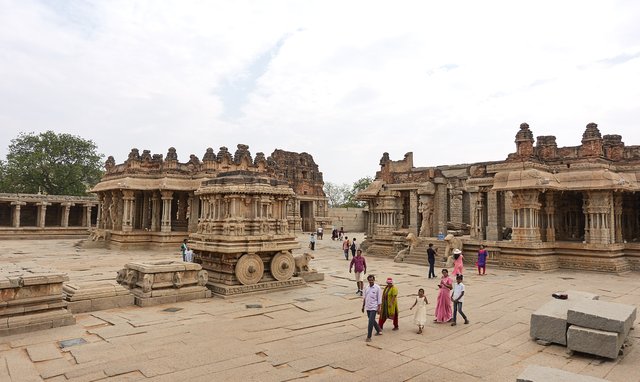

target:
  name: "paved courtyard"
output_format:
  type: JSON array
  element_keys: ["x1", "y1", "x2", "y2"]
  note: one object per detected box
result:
[{"x1": 0, "y1": 234, "x2": 639, "y2": 382}]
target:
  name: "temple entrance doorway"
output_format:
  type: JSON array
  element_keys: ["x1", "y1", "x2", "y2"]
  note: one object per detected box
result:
[{"x1": 300, "y1": 201, "x2": 313, "y2": 232}]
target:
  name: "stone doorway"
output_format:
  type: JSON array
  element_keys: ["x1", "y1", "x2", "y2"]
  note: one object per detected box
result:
[
  {"x1": 556, "y1": 191, "x2": 585, "y2": 241},
  {"x1": 300, "y1": 201, "x2": 313, "y2": 232}
]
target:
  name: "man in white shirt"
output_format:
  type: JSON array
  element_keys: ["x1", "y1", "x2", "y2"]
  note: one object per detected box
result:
[
  {"x1": 451, "y1": 274, "x2": 469, "y2": 326},
  {"x1": 361, "y1": 274, "x2": 383, "y2": 342}
]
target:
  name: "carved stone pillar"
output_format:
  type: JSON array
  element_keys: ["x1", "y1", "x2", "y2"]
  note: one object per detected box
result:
[
  {"x1": 409, "y1": 191, "x2": 418, "y2": 235},
  {"x1": 151, "y1": 192, "x2": 160, "y2": 231},
  {"x1": 122, "y1": 190, "x2": 135, "y2": 232},
  {"x1": 61, "y1": 202, "x2": 73, "y2": 228},
  {"x1": 469, "y1": 191, "x2": 479, "y2": 239},
  {"x1": 543, "y1": 192, "x2": 556, "y2": 242},
  {"x1": 10, "y1": 201, "x2": 26, "y2": 228},
  {"x1": 511, "y1": 190, "x2": 541, "y2": 242},
  {"x1": 613, "y1": 193, "x2": 623, "y2": 243},
  {"x1": 418, "y1": 195, "x2": 434, "y2": 237},
  {"x1": 434, "y1": 178, "x2": 448, "y2": 236},
  {"x1": 583, "y1": 191, "x2": 613, "y2": 244},
  {"x1": 37, "y1": 202, "x2": 51, "y2": 228},
  {"x1": 82, "y1": 204, "x2": 93, "y2": 227},
  {"x1": 188, "y1": 193, "x2": 199, "y2": 233},
  {"x1": 141, "y1": 192, "x2": 150, "y2": 230},
  {"x1": 485, "y1": 190, "x2": 499, "y2": 241},
  {"x1": 161, "y1": 191, "x2": 174, "y2": 233}
]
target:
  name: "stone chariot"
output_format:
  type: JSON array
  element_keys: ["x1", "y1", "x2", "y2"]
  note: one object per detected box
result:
[{"x1": 189, "y1": 171, "x2": 304, "y2": 296}]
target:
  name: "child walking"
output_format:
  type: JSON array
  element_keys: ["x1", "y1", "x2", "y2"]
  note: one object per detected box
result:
[
  {"x1": 451, "y1": 274, "x2": 469, "y2": 326},
  {"x1": 410, "y1": 288, "x2": 429, "y2": 334}
]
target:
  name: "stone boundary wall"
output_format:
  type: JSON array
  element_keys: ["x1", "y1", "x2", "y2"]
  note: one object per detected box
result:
[{"x1": 328, "y1": 207, "x2": 365, "y2": 232}]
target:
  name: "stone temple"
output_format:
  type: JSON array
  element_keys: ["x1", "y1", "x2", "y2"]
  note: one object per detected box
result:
[
  {"x1": 357, "y1": 123, "x2": 640, "y2": 272},
  {"x1": 90, "y1": 144, "x2": 329, "y2": 248}
]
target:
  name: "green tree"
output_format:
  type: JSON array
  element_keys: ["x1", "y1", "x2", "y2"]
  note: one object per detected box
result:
[
  {"x1": 0, "y1": 131, "x2": 104, "y2": 196},
  {"x1": 343, "y1": 176, "x2": 373, "y2": 207},
  {"x1": 323, "y1": 176, "x2": 373, "y2": 208},
  {"x1": 323, "y1": 181, "x2": 350, "y2": 207}
]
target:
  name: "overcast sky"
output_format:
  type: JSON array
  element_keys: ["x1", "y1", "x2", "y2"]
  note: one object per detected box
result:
[{"x1": 1, "y1": 1, "x2": 640, "y2": 185}]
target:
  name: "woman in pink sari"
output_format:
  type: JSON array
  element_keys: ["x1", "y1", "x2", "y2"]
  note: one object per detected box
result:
[
  {"x1": 452, "y1": 248, "x2": 464, "y2": 277},
  {"x1": 434, "y1": 269, "x2": 453, "y2": 322}
]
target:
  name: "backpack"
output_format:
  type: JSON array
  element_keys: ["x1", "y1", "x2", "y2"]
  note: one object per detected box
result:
[{"x1": 350, "y1": 242, "x2": 356, "y2": 251}]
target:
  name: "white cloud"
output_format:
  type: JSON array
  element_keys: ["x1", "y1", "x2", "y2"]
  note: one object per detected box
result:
[{"x1": 1, "y1": 0, "x2": 639, "y2": 185}]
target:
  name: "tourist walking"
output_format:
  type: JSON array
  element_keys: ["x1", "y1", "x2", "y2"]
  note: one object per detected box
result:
[
  {"x1": 452, "y1": 248, "x2": 464, "y2": 276},
  {"x1": 427, "y1": 243, "x2": 437, "y2": 279},
  {"x1": 339, "y1": 227, "x2": 344, "y2": 240},
  {"x1": 349, "y1": 249, "x2": 367, "y2": 295},
  {"x1": 361, "y1": 275, "x2": 382, "y2": 342},
  {"x1": 317, "y1": 226, "x2": 323, "y2": 240},
  {"x1": 378, "y1": 278, "x2": 399, "y2": 330},
  {"x1": 180, "y1": 239, "x2": 189, "y2": 262},
  {"x1": 342, "y1": 236, "x2": 351, "y2": 260},
  {"x1": 350, "y1": 238, "x2": 358, "y2": 258},
  {"x1": 451, "y1": 274, "x2": 469, "y2": 326},
  {"x1": 477, "y1": 245, "x2": 488, "y2": 275},
  {"x1": 309, "y1": 233, "x2": 316, "y2": 250},
  {"x1": 434, "y1": 269, "x2": 453, "y2": 322},
  {"x1": 409, "y1": 288, "x2": 429, "y2": 334}
]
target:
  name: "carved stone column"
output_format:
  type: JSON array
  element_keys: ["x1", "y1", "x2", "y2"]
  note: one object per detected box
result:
[
  {"x1": 151, "y1": 192, "x2": 160, "y2": 231},
  {"x1": 10, "y1": 201, "x2": 26, "y2": 228},
  {"x1": 122, "y1": 190, "x2": 135, "y2": 232},
  {"x1": 469, "y1": 191, "x2": 479, "y2": 239},
  {"x1": 583, "y1": 190, "x2": 612, "y2": 244},
  {"x1": 37, "y1": 202, "x2": 51, "y2": 228},
  {"x1": 188, "y1": 193, "x2": 199, "y2": 233},
  {"x1": 82, "y1": 204, "x2": 93, "y2": 227},
  {"x1": 61, "y1": 202, "x2": 73, "y2": 228},
  {"x1": 141, "y1": 192, "x2": 150, "y2": 230},
  {"x1": 161, "y1": 191, "x2": 174, "y2": 233},
  {"x1": 485, "y1": 190, "x2": 500, "y2": 241},
  {"x1": 511, "y1": 189, "x2": 541, "y2": 242},
  {"x1": 409, "y1": 191, "x2": 418, "y2": 235},
  {"x1": 542, "y1": 192, "x2": 556, "y2": 242},
  {"x1": 613, "y1": 193, "x2": 623, "y2": 243},
  {"x1": 434, "y1": 178, "x2": 448, "y2": 236}
]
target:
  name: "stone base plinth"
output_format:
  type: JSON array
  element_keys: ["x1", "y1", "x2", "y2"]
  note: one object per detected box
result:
[
  {"x1": 296, "y1": 271, "x2": 324, "y2": 282},
  {"x1": 63, "y1": 281, "x2": 134, "y2": 313},
  {"x1": 116, "y1": 260, "x2": 211, "y2": 307},
  {"x1": 1, "y1": 265, "x2": 75, "y2": 336},
  {"x1": 133, "y1": 286, "x2": 211, "y2": 307},
  {"x1": 207, "y1": 278, "x2": 306, "y2": 298},
  {"x1": 517, "y1": 365, "x2": 609, "y2": 382}
]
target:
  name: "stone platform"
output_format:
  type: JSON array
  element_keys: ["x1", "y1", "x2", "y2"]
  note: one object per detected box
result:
[
  {"x1": 207, "y1": 277, "x2": 306, "y2": 298},
  {"x1": 63, "y1": 281, "x2": 134, "y2": 313},
  {"x1": 116, "y1": 260, "x2": 211, "y2": 307},
  {"x1": 0, "y1": 265, "x2": 75, "y2": 336}
]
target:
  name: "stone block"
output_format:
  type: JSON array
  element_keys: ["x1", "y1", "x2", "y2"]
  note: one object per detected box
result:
[
  {"x1": 567, "y1": 299, "x2": 637, "y2": 334},
  {"x1": 66, "y1": 300, "x2": 92, "y2": 314},
  {"x1": 567, "y1": 325, "x2": 624, "y2": 359},
  {"x1": 517, "y1": 364, "x2": 609, "y2": 382},
  {"x1": 530, "y1": 292, "x2": 599, "y2": 346}
]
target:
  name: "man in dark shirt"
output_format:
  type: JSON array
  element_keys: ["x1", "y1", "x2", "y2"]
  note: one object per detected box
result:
[{"x1": 427, "y1": 243, "x2": 437, "y2": 279}]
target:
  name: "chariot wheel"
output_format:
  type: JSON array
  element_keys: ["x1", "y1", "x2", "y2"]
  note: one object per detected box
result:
[
  {"x1": 270, "y1": 252, "x2": 295, "y2": 281},
  {"x1": 235, "y1": 253, "x2": 264, "y2": 285}
]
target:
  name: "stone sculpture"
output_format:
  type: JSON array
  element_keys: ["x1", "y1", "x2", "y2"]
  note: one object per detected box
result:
[{"x1": 394, "y1": 232, "x2": 418, "y2": 263}]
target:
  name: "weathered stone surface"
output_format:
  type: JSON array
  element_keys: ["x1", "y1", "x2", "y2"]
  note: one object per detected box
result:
[
  {"x1": 566, "y1": 325, "x2": 625, "y2": 359},
  {"x1": 530, "y1": 292, "x2": 600, "y2": 345},
  {"x1": 517, "y1": 364, "x2": 609, "y2": 382},
  {"x1": 567, "y1": 299, "x2": 637, "y2": 334}
]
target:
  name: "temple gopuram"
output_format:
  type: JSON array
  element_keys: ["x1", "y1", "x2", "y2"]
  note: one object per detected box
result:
[
  {"x1": 91, "y1": 144, "x2": 328, "y2": 248},
  {"x1": 357, "y1": 123, "x2": 640, "y2": 273}
]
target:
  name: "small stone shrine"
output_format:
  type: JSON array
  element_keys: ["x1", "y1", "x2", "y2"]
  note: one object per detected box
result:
[
  {"x1": 0, "y1": 265, "x2": 75, "y2": 336},
  {"x1": 189, "y1": 171, "x2": 306, "y2": 296},
  {"x1": 116, "y1": 260, "x2": 210, "y2": 307}
]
